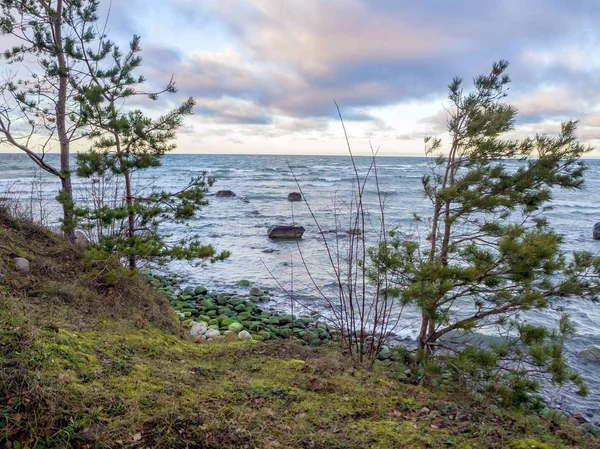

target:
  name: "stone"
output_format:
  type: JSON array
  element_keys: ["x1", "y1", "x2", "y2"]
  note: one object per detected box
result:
[
  {"x1": 74, "y1": 231, "x2": 89, "y2": 249},
  {"x1": 250, "y1": 286, "x2": 264, "y2": 296},
  {"x1": 579, "y1": 422, "x2": 600, "y2": 437},
  {"x1": 189, "y1": 321, "x2": 208, "y2": 337},
  {"x1": 238, "y1": 330, "x2": 253, "y2": 340},
  {"x1": 194, "y1": 286, "x2": 208, "y2": 295},
  {"x1": 236, "y1": 279, "x2": 250, "y2": 287},
  {"x1": 12, "y1": 257, "x2": 30, "y2": 274},
  {"x1": 268, "y1": 225, "x2": 305, "y2": 239},
  {"x1": 215, "y1": 190, "x2": 236, "y2": 198},
  {"x1": 228, "y1": 322, "x2": 244, "y2": 333},
  {"x1": 347, "y1": 228, "x2": 361, "y2": 236},
  {"x1": 80, "y1": 423, "x2": 108, "y2": 441},
  {"x1": 576, "y1": 345, "x2": 600, "y2": 362},
  {"x1": 287, "y1": 192, "x2": 302, "y2": 202},
  {"x1": 594, "y1": 222, "x2": 600, "y2": 240},
  {"x1": 205, "y1": 328, "x2": 221, "y2": 339}
]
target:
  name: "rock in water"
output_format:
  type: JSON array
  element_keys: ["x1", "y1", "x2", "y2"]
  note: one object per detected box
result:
[
  {"x1": 268, "y1": 225, "x2": 305, "y2": 239},
  {"x1": 577, "y1": 345, "x2": 600, "y2": 362},
  {"x1": 215, "y1": 190, "x2": 236, "y2": 198},
  {"x1": 288, "y1": 192, "x2": 302, "y2": 202},
  {"x1": 74, "y1": 231, "x2": 89, "y2": 248},
  {"x1": 250, "y1": 286, "x2": 264, "y2": 296},
  {"x1": 347, "y1": 228, "x2": 361, "y2": 236},
  {"x1": 13, "y1": 257, "x2": 30, "y2": 274},
  {"x1": 594, "y1": 222, "x2": 600, "y2": 240},
  {"x1": 238, "y1": 330, "x2": 253, "y2": 340}
]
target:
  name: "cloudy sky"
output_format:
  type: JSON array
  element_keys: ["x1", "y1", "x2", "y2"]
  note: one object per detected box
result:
[{"x1": 7, "y1": 0, "x2": 600, "y2": 156}]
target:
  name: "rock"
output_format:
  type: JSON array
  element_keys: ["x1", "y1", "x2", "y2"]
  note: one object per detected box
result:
[
  {"x1": 228, "y1": 322, "x2": 244, "y2": 333},
  {"x1": 205, "y1": 328, "x2": 221, "y2": 339},
  {"x1": 238, "y1": 330, "x2": 253, "y2": 340},
  {"x1": 579, "y1": 422, "x2": 600, "y2": 437},
  {"x1": 594, "y1": 222, "x2": 600, "y2": 240},
  {"x1": 288, "y1": 192, "x2": 302, "y2": 202},
  {"x1": 12, "y1": 257, "x2": 30, "y2": 274},
  {"x1": 236, "y1": 279, "x2": 250, "y2": 287},
  {"x1": 194, "y1": 286, "x2": 208, "y2": 295},
  {"x1": 250, "y1": 286, "x2": 264, "y2": 296},
  {"x1": 176, "y1": 312, "x2": 185, "y2": 319},
  {"x1": 347, "y1": 228, "x2": 361, "y2": 236},
  {"x1": 577, "y1": 345, "x2": 600, "y2": 362},
  {"x1": 190, "y1": 321, "x2": 208, "y2": 337},
  {"x1": 80, "y1": 423, "x2": 108, "y2": 441},
  {"x1": 268, "y1": 225, "x2": 305, "y2": 239},
  {"x1": 215, "y1": 190, "x2": 236, "y2": 198},
  {"x1": 74, "y1": 231, "x2": 89, "y2": 249}
]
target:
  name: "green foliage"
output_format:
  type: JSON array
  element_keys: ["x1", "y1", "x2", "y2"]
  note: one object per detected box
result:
[
  {"x1": 68, "y1": 15, "x2": 228, "y2": 270},
  {"x1": 372, "y1": 61, "x2": 600, "y2": 404}
]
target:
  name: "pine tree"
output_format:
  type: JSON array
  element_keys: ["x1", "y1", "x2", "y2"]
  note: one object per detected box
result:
[
  {"x1": 73, "y1": 33, "x2": 228, "y2": 271},
  {"x1": 0, "y1": 0, "x2": 96, "y2": 236},
  {"x1": 372, "y1": 61, "x2": 600, "y2": 403}
]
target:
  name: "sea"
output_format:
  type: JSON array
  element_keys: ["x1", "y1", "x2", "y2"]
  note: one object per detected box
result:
[{"x1": 1, "y1": 152, "x2": 599, "y2": 422}]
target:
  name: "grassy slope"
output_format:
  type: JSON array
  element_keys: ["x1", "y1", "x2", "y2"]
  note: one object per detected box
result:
[{"x1": 0, "y1": 212, "x2": 598, "y2": 449}]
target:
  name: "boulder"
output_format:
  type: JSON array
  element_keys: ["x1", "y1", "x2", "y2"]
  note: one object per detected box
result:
[
  {"x1": 74, "y1": 231, "x2": 89, "y2": 249},
  {"x1": 235, "y1": 279, "x2": 250, "y2": 287},
  {"x1": 268, "y1": 225, "x2": 305, "y2": 239},
  {"x1": 228, "y1": 322, "x2": 244, "y2": 333},
  {"x1": 12, "y1": 257, "x2": 30, "y2": 274},
  {"x1": 347, "y1": 228, "x2": 361, "y2": 236},
  {"x1": 250, "y1": 286, "x2": 264, "y2": 296},
  {"x1": 194, "y1": 286, "x2": 208, "y2": 295},
  {"x1": 577, "y1": 345, "x2": 600, "y2": 362},
  {"x1": 215, "y1": 190, "x2": 236, "y2": 198},
  {"x1": 190, "y1": 321, "x2": 208, "y2": 337},
  {"x1": 238, "y1": 330, "x2": 253, "y2": 340},
  {"x1": 288, "y1": 192, "x2": 302, "y2": 202},
  {"x1": 594, "y1": 222, "x2": 600, "y2": 240},
  {"x1": 205, "y1": 328, "x2": 221, "y2": 339}
]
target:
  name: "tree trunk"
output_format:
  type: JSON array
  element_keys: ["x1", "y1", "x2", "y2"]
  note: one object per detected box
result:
[{"x1": 52, "y1": 0, "x2": 75, "y2": 240}]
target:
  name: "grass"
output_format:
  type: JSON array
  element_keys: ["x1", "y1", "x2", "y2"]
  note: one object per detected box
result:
[{"x1": 0, "y1": 209, "x2": 598, "y2": 448}]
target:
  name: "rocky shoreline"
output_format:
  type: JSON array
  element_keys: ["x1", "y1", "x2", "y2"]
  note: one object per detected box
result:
[{"x1": 143, "y1": 271, "x2": 336, "y2": 345}]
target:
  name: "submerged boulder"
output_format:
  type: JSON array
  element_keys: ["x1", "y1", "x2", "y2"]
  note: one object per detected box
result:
[
  {"x1": 577, "y1": 345, "x2": 600, "y2": 362},
  {"x1": 268, "y1": 225, "x2": 305, "y2": 239},
  {"x1": 288, "y1": 192, "x2": 302, "y2": 202},
  {"x1": 594, "y1": 222, "x2": 600, "y2": 240},
  {"x1": 215, "y1": 190, "x2": 236, "y2": 198}
]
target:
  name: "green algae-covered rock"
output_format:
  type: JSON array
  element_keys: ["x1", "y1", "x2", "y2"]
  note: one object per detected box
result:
[
  {"x1": 237, "y1": 312, "x2": 252, "y2": 321},
  {"x1": 228, "y1": 322, "x2": 244, "y2": 332},
  {"x1": 234, "y1": 304, "x2": 246, "y2": 312},
  {"x1": 258, "y1": 330, "x2": 272, "y2": 340},
  {"x1": 241, "y1": 320, "x2": 253, "y2": 329},
  {"x1": 198, "y1": 315, "x2": 211, "y2": 322},
  {"x1": 250, "y1": 287, "x2": 264, "y2": 296},
  {"x1": 208, "y1": 319, "x2": 219, "y2": 326},
  {"x1": 259, "y1": 296, "x2": 270, "y2": 302},
  {"x1": 207, "y1": 310, "x2": 217, "y2": 318},
  {"x1": 194, "y1": 286, "x2": 208, "y2": 295},
  {"x1": 248, "y1": 295, "x2": 260, "y2": 303},
  {"x1": 236, "y1": 279, "x2": 250, "y2": 287}
]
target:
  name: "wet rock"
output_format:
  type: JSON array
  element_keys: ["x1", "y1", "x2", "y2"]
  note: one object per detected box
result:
[
  {"x1": 594, "y1": 222, "x2": 600, "y2": 240},
  {"x1": 579, "y1": 422, "x2": 600, "y2": 438},
  {"x1": 288, "y1": 192, "x2": 302, "y2": 202},
  {"x1": 236, "y1": 279, "x2": 250, "y2": 287},
  {"x1": 228, "y1": 322, "x2": 244, "y2": 333},
  {"x1": 250, "y1": 286, "x2": 264, "y2": 296},
  {"x1": 194, "y1": 286, "x2": 208, "y2": 295},
  {"x1": 215, "y1": 190, "x2": 236, "y2": 198},
  {"x1": 347, "y1": 228, "x2": 361, "y2": 236},
  {"x1": 268, "y1": 225, "x2": 305, "y2": 239},
  {"x1": 577, "y1": 345, "x2": 600, "y2": 362},
  {"x1": 12, "y1": 257, "x2": 30, "y2": 274}
]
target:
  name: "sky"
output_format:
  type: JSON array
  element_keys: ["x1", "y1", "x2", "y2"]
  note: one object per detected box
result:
[{"x1": 3, "y1": 0, "x2": 600, "y2": 156}]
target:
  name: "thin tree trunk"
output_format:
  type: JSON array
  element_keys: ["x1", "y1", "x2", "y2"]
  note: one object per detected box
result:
[{"x1": 52, "y1": 0, "x2": 75, "y2": 239}]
